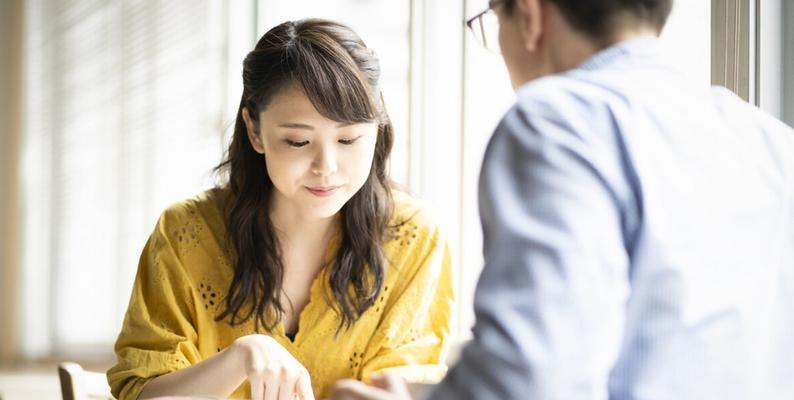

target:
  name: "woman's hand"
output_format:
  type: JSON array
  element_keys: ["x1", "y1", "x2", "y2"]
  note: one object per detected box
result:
[{"x1": 232, "y1": 334, "x2": 315, "y2": 400}]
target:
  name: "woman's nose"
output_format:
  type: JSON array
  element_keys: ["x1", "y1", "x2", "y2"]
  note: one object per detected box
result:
[{"x1": 310, "y1": 146, "x2": 337, "y2": 176}]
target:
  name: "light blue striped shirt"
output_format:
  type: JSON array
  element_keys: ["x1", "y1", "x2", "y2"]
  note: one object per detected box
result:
[{"x1": 431, "y1": 37, "x2": 794, "y2": 399}]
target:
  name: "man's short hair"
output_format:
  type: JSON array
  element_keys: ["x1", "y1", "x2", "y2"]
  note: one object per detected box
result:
[{"x1": 504, "y1": 0, "x2": 674, "y2": 39}]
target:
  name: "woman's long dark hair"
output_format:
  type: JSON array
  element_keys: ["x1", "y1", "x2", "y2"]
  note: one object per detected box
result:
[{"x1": 214, "y1": 19, "x2": 394, "y2": 332}]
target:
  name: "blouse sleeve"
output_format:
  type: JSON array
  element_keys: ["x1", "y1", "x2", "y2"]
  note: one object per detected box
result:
[
  {"x1": 107, "y1": 208, "x2": 202, "y2": 400},
  {"x1": 359, "y1": 221, "x2": 456, "y2": 384}
]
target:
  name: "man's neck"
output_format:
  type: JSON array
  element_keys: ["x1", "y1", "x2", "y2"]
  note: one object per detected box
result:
[{"x1": 550, "y1": 27, "x2": 658, "y2": 74}]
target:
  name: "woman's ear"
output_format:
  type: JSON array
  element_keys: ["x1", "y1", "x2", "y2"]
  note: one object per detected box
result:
[
  {"x1": 515, "y1": 0, "x2": 544, "y2": 52},
  {"x1": 242, "y1": 107, "x2": 265, "y2": 154}
]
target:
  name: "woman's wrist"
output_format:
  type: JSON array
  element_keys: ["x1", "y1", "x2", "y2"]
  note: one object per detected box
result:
[
  {"x1": 227, "y1": 337, "x2": 251, "y2": 381},
  {"x1": 229, "y1": 334, "x2": 277, "y2": 380}
]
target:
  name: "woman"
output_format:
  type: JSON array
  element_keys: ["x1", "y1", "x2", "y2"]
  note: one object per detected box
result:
[{"x1": 107, "y1": 19, "x2": 454, "y2": 400}]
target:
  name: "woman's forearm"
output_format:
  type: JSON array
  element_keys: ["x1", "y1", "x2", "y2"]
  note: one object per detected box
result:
[{"x1": 137, "y1": 344, "x2": 246, "y2": 399}]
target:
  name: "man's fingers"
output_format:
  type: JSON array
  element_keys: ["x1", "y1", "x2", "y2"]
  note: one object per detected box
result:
[
  {"x1": 332, "y1": 379, "x2": 394, "y2": 400},
  {"x1": 371, "y1": 373, "x2": 413, "y2": 398},
  {"x1": 371, "y1": 374, "x2": 403, "y2": 391}
]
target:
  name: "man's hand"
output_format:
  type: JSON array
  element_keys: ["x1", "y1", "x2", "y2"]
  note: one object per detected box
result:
[{"x1": 330, "y1": 373, "x2": 413, "y2": 400}]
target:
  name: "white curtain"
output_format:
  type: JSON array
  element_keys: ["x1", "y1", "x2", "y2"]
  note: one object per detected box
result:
[{"x1": 20, "y1": 0, "x2": 252, "y2": 358}]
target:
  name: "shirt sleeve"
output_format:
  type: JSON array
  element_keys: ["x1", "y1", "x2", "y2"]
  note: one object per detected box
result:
[
  {"x1": 107, "y1": 208, "x2": 202, "y2": 400},
  {"x1": 359, "y1": 222, "x2": 455, "y2": 384},
  {"x1": 430, "y1": 102, "x2": 635, "y2": 399}
]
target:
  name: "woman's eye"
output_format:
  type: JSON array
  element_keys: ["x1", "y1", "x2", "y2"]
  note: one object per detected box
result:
[
  {"x1": 339, "y1": 136, "x2": 362, "y2": 145},
  {"x1": 286, "y1": 139, "x2": 309, "y2": 148}
]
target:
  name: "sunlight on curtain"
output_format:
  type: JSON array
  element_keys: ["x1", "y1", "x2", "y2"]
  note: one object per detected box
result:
[{"x1": 21, "y1": 0, "x2": 246, "y2": 358}]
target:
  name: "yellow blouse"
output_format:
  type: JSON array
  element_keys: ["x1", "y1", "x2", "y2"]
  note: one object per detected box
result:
[{"x1": 107, "y1": 188, "x2": 455, "y2": 400}]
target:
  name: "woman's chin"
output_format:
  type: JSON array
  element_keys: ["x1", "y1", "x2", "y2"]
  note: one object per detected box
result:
[{"x1": 301, "y1": 200, "x2": 346, "y2": 221}]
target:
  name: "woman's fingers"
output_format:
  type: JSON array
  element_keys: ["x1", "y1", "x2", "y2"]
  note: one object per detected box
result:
[
  {"x1": 278, "y1": 370, "x2": 299, "y2": 400},
  {"x1": 250, "y1": 375, "x2": 265, "y2": 400},
  {"x1": 262, "y1": 365, "x2": 283, "y2": 400},
  {"x1": 241, "y1": 336, "x2": 314, "y2": 400},
  {"x1": 296, "y1": 369, "x2": 315, "y2": 400}
]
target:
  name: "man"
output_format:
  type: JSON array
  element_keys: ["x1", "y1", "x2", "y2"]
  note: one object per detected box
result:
[{"x1": 332, "y1": 0, "x2": 794, "y2": 398}]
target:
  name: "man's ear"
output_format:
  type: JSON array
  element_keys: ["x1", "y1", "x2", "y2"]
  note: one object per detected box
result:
[
  {"x1": 242, "y1": 107, "x2": 265, "y2": 154},
  {"x1": 514, "y1": 0, "x2": 544, "y2": 52}
]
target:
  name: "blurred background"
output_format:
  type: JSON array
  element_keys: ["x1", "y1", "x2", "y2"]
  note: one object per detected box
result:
[{"x1": 0, "y1": 0, "x2": 791, "y2": 398}]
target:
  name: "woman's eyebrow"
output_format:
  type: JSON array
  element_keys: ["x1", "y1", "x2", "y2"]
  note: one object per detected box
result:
[
  {"x1": 278, "y1": 122, "x2": 360, "y2": 129},
  {"x1": 278, "y1": 122, "x2": 314, "y2": 130}
]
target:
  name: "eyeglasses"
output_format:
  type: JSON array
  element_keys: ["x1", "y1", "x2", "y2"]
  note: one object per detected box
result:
[{"x1": 466, "y1": 0, "x2": 503, "y2": 53}]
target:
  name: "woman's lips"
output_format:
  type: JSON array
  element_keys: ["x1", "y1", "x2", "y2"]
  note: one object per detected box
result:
[{"x1": 306, "y1": 185, "x2": 340, "y2": 197}]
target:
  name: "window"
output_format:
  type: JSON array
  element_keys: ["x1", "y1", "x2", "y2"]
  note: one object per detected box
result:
[
  {"x1": 20, "y1": 0, "x2": 255, "y2": 358},
  {"x1": 757, "y1": 0, "x2": 794, "y2": 125},
  {"x1": 711, "y1": 0, "x2": 794, "y2": 126}
]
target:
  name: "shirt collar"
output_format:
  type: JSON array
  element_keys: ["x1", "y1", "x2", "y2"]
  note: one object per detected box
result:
[{"x1": 576, "y1": 35, "x2": 664, "y2": 71}]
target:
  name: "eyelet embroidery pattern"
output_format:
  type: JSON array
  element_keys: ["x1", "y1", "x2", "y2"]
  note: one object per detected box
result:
[
  {"x1": 348, "y1": 350, "x2": 364, "y2": 373},
  {"x1": 373, "y1": 285, "x2": 389, "y2": 314},
  {"x1": 391, "y1": 219, "x2": 420, "y2": 247},
  {"x1": 401, "y1": 327, "x2": 421, "y2": 345},
  {"x1": 173, "y1": 212, "x2": 205, "y2": 258},
  {"x1": 154, "y1": 313, "x2": 173, "y2": 334},
  {"x1": 198, "y1": 281, "x2": 221, "y2": 313}
]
